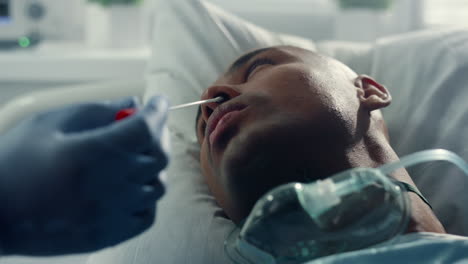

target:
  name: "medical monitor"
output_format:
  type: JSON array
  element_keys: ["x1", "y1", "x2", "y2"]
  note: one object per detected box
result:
[
  {"x1": 0, "y1": 0, "x2": 10, "y2": 24},
  {"x1": 0, "y1": 0, "x2": 30, "y2": 48}
]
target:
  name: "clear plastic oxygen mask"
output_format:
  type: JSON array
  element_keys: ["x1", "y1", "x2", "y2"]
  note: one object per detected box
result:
[{"x1": 225, "y1": 149, "x2": 468, "y2": 264}]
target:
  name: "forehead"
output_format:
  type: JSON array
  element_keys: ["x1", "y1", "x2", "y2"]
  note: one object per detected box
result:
[
  {"x1": 225, "y1": 46, "x2": 319, "y2": 76},
  {"x1": 214, "y1": 46, "x2": 327, "y2": 87}
]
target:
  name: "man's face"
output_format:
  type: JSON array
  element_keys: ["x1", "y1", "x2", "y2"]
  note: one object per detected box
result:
[{"x1": 196, "y1": 46, "x2": 363, "y2": 223}]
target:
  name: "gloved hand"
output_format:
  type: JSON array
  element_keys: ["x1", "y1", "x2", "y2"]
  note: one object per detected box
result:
[{"x1": 0, "y1": 96, "x2": 169, "y2": 256}]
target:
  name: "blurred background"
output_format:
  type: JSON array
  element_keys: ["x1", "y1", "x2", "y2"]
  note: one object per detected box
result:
[
  {"x1": 0, "y1": 0, "x2": 466, "y2": 263},
  {"x1": 0, "y1": 0, "x2": 466, "y2": 107}
]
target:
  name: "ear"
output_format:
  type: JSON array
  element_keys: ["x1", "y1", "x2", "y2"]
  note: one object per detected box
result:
[{"x1": 354, "y1": 75, "x2": 392, "y2": 111}]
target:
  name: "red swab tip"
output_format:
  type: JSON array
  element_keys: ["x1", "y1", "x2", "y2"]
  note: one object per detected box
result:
[{"x1": 115, "y1": 108, "x2": 136, "y2": 121}]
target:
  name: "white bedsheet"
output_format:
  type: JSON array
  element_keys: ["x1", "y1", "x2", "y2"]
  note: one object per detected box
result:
[{"x1": 308, "y1": 233, "x2": 468, "y2": 264}]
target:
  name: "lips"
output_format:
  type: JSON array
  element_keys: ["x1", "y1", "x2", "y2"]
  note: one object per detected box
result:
[{"x1": 205, "y1": 102, "x2": 247, "y2": 144}]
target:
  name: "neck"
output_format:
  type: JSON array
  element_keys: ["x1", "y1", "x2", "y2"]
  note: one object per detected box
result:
[{"x1": 342, "y1": 129, "x2": 446, "y2": 234}]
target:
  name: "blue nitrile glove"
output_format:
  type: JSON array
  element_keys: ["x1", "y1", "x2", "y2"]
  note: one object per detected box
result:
[{"x1": 0, "y1": 96, "x2": 169, "y2": 256}]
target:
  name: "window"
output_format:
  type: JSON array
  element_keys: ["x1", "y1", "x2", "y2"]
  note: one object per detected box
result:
[{"x1": 424, "y1": 0, "x2": 468, "y2": 27}]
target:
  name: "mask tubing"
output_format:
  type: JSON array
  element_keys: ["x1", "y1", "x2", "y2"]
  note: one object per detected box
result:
[{"x1": 379, "y1": 149, "x2": 468, "y2": 176}]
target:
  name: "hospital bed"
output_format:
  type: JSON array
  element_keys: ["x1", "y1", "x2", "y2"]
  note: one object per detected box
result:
[{"x1": 0, "y1": 0, "x2": 467, "y2": 263}]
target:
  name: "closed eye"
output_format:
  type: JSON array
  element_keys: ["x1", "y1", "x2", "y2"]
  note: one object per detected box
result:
[{"x1": 245, "y1": 58, "x2": 276, "y2": 81}]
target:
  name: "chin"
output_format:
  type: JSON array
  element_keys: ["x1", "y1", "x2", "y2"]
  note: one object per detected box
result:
[{"x1": 220, "y1": 128, "x2": 309, "y2": 221}]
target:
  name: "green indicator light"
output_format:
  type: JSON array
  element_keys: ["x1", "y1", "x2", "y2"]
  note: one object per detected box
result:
[{"x1": 18, "y1": 37, "x2": 31, "y2": 48}]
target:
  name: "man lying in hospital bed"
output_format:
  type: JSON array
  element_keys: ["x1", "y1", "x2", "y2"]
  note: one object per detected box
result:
[
  {"x1": 194, "y1": 45, "x2": 468, "y2": 263},
  {"x1": 85, "y1": 0, "x2": 468, "y2": 263}
]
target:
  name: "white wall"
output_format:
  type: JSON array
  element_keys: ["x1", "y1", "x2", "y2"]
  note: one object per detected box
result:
[
  {"x1": 31, "y1": 0, "x2": 425, "y2": 42},
  {"x1": 211, "y1": 0, "x2": 336, "y2": 40},
  {"x1": 211, "y1": 0, "x2": 424, "y2": 42},
  {"x1": 33, "y1": 0, "x2": 468, "y2": 42},
  {"x1": 424, "y1": 0, "x2": 468, "y2": 27}
]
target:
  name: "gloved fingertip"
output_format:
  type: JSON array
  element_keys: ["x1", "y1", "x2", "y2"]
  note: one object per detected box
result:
[
  {"x1": 136, "y1": 97, "x2": 171, "y2": 151},
  {"x1": 144, "y1": 96, "x2": 170, "y2": 115},
  {"x1": 159, "y1": 171, "x2": 168, "y2": 185},
  {"x1": 111, "y1": 96, "x2": 140, "y2": 110}
]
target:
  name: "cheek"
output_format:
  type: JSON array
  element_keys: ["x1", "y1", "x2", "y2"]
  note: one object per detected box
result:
[
  {"x1": 263, "y1": 66, "x2": 356, "y2": 126},
  {"x1": 200, "y1": 143, "x2": 213, "y2": 185},
  {"x1": 200, "y1": 141, "x2": 242, "y2": 220},
  {"x1": 200, "y1": 142, "x2": 226, "y2": 203},
  {"x1": 253, "y1": 66, "x2": 323, "y2": 108}
]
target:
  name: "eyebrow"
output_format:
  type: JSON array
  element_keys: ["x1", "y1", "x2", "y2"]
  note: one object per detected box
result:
[{"x1": 226, "y1": 47, "x2": 273, "y2": 75}]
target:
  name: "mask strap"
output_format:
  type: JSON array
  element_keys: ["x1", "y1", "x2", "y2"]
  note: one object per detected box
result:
[
  {"x1": 396, "y1": 181, "x2": 432, "y2": 209},
  {"x1": 379, "y1": 149, "x2": 468, "y2": 210}
]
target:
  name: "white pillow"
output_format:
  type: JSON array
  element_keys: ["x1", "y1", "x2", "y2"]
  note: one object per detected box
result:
[{"x1": 370, "y1": 28, "x2": 468, "y2": 235}]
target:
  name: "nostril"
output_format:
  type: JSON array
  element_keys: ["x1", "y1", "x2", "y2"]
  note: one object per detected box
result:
[
  {"x1": 203, "y1": 93, "x2": 229, "y2": 121},
  {"x1": 216, "y1": 93, "x2": 230, "y2": 103}
]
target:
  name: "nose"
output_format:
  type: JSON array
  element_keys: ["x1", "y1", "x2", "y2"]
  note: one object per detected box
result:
[{"x1": 201, "y1": 85, "x2": 241, "y2": 122}]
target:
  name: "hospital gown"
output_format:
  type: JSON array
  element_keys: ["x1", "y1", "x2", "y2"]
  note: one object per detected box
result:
[{"x1": 308, "y1": 232, "x2": 468, "y2": 264}]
